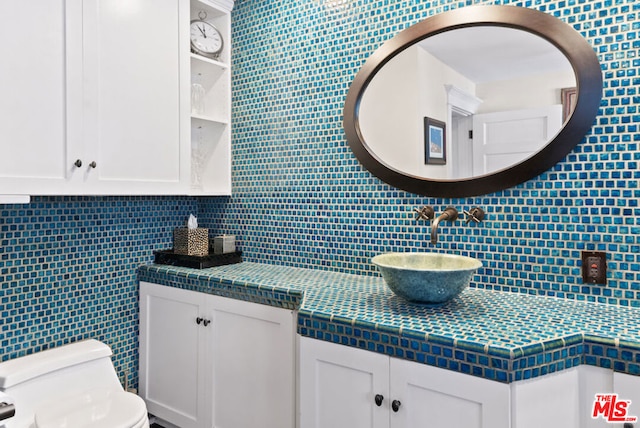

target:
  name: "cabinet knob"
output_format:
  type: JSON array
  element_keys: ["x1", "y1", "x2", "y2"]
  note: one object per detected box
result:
[
  {"x1": 74, "y1": 159, "x2": 82, "y2": 168},
  {"x1": 374, "y1": 394, "x2": 384, "y2": 407},
  {"x1": 89, "y1": 161, "x2": 97, "y2": 168},
  {"x1": 196, "y1": 317, "x2": 211, "y2": 326},
  {"x1": 391, "y1": 400, "x2": 401, "y2": 412}
]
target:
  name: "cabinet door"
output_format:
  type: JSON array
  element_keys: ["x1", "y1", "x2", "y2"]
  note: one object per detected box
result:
[
  {"x1": 613, "y1": 372, "x2": 640, "y2": 427},
  {"x1": 578, "y1": 367, "x2": 640, "y2": 428},
  {"x1": 512, "y1": 368, "x2": 580, "y2": 428},
  {"x1": 299, "y1": 337, "x2": 390, "y2": 428},
  {"x1": 0, "y1": 0, "x2": 83, "y2": 194},
  {"x1": 390, "y1": 358, "x2": 510, "y2": 428},
  {"x1": 579, "y1": 365, "x2": 613, "y2": 428},
  {"x1": 139, "y1": 282, "x2": 209, "y2": 428},
  {"x1": 210, "y1": 296, "x2": 295, "y2": 428},
  {"x1": 82, "y1": 0, "x2": 189, "y2": 194}
]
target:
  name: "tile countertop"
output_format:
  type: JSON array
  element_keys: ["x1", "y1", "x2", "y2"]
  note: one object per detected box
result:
[{"x1": 138, "y1": 262, "x2": 640, "y2": 384}]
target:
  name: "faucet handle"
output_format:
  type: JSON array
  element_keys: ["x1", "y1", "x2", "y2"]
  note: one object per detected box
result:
[
  {"x1": 413, "y1": 206, "x2": 435, "y2": 222},
  {"x1": 463, "y1": 207, "x2": 485, "y2": 224}
]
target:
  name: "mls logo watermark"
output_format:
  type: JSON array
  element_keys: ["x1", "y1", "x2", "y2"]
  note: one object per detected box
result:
[{"x1": 592, "y1": 394, "x2": 638, "y2": 423}]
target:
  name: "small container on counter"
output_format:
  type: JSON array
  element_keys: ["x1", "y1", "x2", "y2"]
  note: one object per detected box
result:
[{"x1": 213, "y1": 235, "x2": 236, "y2": 254}]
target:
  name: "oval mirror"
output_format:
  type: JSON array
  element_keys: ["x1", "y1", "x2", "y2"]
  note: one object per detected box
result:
[{"x1": 344, "y1": 5, "x2": 602, "y2": 198}]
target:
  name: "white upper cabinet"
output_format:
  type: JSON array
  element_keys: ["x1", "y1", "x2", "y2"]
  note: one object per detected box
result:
[
  {"x1": 0, "y1": 0, "x2": 82, "y2": 193},
  {"x1": 0, "y1": 0, "x2": 230, "y2": 195},
  {"x1": 80, "y1": 0, "x2": 189, "y2": 194}
]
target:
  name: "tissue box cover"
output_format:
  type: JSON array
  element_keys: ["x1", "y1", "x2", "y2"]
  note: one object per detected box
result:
[{"x1": 174, "y1": 227, "x2": 209, "y2": 256}]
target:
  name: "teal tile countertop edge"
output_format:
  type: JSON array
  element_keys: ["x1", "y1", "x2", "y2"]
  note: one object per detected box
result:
[{"x1": 138, "y1": 262, "x2": 640, "y2": 383}]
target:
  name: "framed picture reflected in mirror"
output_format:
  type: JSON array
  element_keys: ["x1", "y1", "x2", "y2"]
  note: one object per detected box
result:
[{"x1": 424, "y1": 117, "x2": 446, "y2": 165}]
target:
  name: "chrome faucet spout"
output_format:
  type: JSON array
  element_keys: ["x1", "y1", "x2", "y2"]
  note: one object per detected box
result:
[{"x1": 431, "y1": 207, "x2": 458, "y2": 244}]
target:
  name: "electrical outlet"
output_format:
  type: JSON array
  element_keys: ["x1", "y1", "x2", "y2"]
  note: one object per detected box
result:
[{"x1": 581, "y1": 251, "x2": 607, "y2": 284}]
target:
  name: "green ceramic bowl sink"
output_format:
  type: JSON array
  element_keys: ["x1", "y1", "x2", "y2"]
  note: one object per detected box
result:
[{"x1": 372, "y1": 252, "x2": 482, "y2": 304}]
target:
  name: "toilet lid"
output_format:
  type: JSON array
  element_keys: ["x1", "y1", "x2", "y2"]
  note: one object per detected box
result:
[{"x1": 34, "y1": 389, "x2": 147, "y2": 428}]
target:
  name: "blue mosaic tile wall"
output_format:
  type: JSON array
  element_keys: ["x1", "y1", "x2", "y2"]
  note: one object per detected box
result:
[
  {"x1": 0, "y1": 196, "x2": 197, "y2": 388},
  {"x1": 199, "y1": 0, "x2": 640, "y2": 306}
]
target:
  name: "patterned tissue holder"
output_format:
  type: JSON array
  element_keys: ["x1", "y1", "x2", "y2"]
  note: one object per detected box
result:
[{"x1": 173, "y1": 227, "x2": 209, "y2": 256}]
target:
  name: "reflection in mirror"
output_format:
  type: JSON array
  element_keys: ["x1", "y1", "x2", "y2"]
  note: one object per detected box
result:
[
  {"x1": 344, "y1": 5, "x2": 603, "y2": 197},
  {"x1": 359, "y1": 26, "x2": 576, "y2": 180}
]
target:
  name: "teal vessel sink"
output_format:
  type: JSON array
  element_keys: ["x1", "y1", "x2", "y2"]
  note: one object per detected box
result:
[{"x1": 372, "y1": 252, "x2": 482, "y2": 304}]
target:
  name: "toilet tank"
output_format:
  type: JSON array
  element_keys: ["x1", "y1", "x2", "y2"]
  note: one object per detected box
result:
[{"x1": 0, "y1": 340, "x2": 123, "y2": 426}]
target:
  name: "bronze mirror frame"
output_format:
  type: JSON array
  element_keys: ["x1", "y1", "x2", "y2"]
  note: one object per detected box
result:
[{"x1": 343, "y1": 5, "x2": 603, "y2": 198}]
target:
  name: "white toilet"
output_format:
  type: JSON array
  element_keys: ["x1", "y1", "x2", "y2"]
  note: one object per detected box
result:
[{"x1": 0, "y1": 339, "x2": 149, "y2": 428}]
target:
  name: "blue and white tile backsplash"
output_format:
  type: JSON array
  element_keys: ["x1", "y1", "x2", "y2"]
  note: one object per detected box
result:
[{"x1": 0, "y1": 0, "x2": 638, "y2": 387}]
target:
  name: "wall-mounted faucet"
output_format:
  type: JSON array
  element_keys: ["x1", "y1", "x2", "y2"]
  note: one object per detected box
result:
[
  {"x1": 431, "y1": 207, "x2": 458, "y2": 245},
  {"x1": 414, "y1": 206, "x2": 480, "y2": 244}
]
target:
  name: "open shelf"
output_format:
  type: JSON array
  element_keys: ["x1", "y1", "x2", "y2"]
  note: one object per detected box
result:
[
  {"x1": 192, "y1": 114, "x2": 229, "y2": 128},
  {"x1": 191, "y1": 53, "x2": 228, "y2": 70},
  {"x1": 191, "y1": 0, "x2": 228, "y2": 18},
  {"x1": 188, "y1": 0, "x2": 231, "y2": 195}
]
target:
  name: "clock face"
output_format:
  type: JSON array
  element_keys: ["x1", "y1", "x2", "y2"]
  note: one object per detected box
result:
[{"x1": 190, "y1": 21, "x2": 223, "y2": 57}]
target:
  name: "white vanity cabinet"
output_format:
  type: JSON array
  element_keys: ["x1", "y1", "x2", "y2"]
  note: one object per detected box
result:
[
  {"x1": 299, "y1": 336, "x2": 511, "y2": 428},
  {"x1": 575, "y1": 366, "x2": 640, "y2": 428},
  {"x1": 613, "y1": 372, "x2": 640, "y2": 427},
  {"x1": 299, "y1": 335, "x2": 390, "y2": 428},
  {"x1": 508, "y1": 364, "x2": 640, "y2": 428},
  {"x1": 511, "y1": 368, "x2": 581, "y2": 428},
  {"x1": 139, "y1": 282, "x2": 296, "y2": 428}
]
